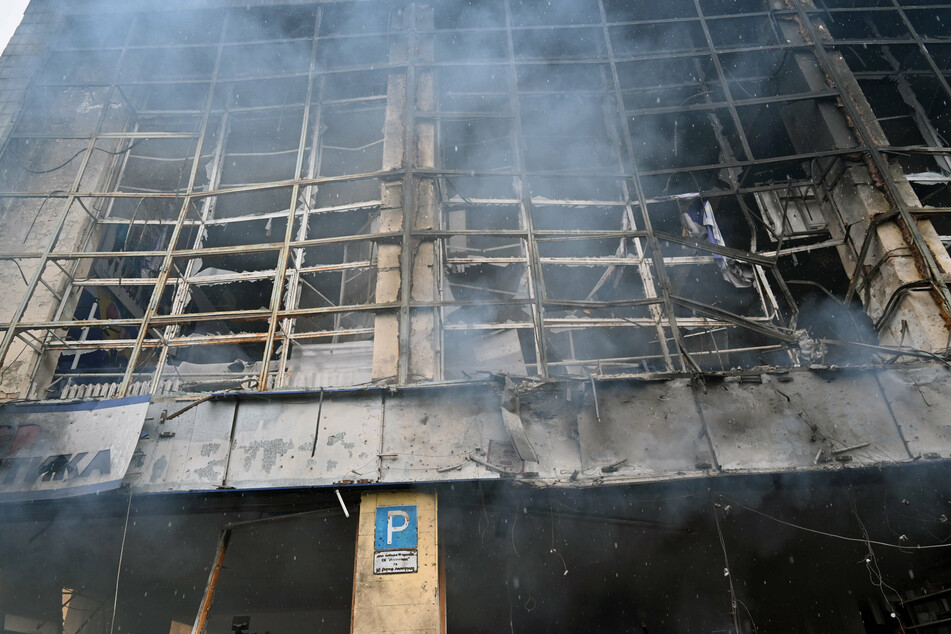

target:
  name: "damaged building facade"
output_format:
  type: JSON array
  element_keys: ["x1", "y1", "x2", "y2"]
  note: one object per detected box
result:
[{"x1": 2, "y1": 0, "x2": 951, "y2": 630}]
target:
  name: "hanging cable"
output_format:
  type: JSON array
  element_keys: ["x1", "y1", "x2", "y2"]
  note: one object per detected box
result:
[
  {"x1": 721, "y1": 494, "x2": 951, "y2": 550},
  {"x1": 712, "y1": 499, "x2": 742, "y2": 634},
  {"x1": 109, "y1": 485, "x2": 134, "y2": 634},
  {"x1": 22, "y1": 139, "x2": 147, "y2": 175}
]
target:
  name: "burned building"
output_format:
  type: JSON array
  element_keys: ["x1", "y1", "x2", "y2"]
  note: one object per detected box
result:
[{"x1": 2, "y1": 0, "x2": 951, "y2": 631}]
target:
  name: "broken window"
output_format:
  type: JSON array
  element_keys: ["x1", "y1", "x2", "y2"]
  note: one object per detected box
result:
[{"x1": 3, "y1": 0, "x2": 951, "y2": 399}]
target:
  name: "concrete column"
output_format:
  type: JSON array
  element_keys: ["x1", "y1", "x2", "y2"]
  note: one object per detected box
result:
[
  {"x1": 410, "y1": 6, "x2": 438, "y2": 382},
  {"x1": 351, "y1": 490, "x2": 442, "y2": 633},
  {"x1": 0, "y1": 4, "x2": 71, "y2": 401},
  {"x1": 371, "y1": 12, "x2": 408, "y2": 382},
  {"x1": 0, "y1": 5, "x2": 127, "y2": 400},
  {"x1": 371, "y1": 3, "x2": 439, "y2": 383}
]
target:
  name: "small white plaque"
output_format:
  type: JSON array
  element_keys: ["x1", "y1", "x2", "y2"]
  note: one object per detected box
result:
[{"x1": 373, "y1": 549, "x2": 418, "y2": 574}]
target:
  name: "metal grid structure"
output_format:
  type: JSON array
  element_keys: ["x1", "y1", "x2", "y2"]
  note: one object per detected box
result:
[{"x1": 0, "y1": 0, "x2": 949, "y2": 398}]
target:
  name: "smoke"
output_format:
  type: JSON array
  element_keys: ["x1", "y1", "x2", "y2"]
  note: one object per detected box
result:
[
  {"x1": 0, "y1": 0, "x2": 904, "y2": 396},
  {"x1": 436, "y1": 466, "x2": 951, "y2": 632},
  {"x1": 3, "y1": 463, "x2": 951, "y2": 632},
  {"x1": 796, "y1": 292, "x2": 880, "y2": 365},
  {"x1": 3, "y1": 3, "x2": 951, "y2": 634}
]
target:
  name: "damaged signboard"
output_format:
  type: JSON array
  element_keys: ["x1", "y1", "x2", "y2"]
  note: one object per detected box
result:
[{"x1": 0, "y1": 395, "x2": 149, "y2": 501}]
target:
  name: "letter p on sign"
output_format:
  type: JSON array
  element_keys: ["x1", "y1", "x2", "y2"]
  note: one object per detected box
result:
[
  {"x1": 387, "y1": 510, "x2": 410, "y2": 545},
  {"x1": 375, "y1": 505, "x2": 418, "y2": 550}
]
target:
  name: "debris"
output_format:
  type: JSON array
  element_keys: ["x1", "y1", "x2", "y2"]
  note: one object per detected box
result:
[
  {"x1": 832, "y1": 442, "x2": 870, "y2": 455},
  {"x1": 588, "y1": 373, "x2": 601, "y2": 424},
  {"x1": 795, "y1": 330, "x2": 827, "y2": 363},
  {"x1": 904, "y1": 171, "x2": 951, "y2": 184},
  {"x1": 499, "y1": 377, "x2": 539, "y2": 463},
  {"x1": 601, "y1": 458, "x2": 628, "y2": 473},
  {"x1": 161, "y1": 393, "x2": 218, "y2": 422},
  {"x1": 680, "y1": 197, "x2": 754, "y2": 289},
  {"x1": 468, "y1": 453, "x2": 514, "y2": 475},
  {"x1": 335, "y1": 488, "x2": 349, "y2": 518}
]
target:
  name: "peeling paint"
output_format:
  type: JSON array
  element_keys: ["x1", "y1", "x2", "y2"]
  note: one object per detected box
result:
[
  {"x1": 150, "y1": 455, "x2": 168, "y2": 484},
  {"x1": 241, "y1": 439, "x2": 295, "y2": 473},
  {"x1": 193, "y1": 459, "x2": 226, "y2": 482},
  {"x1": 326, "y1": 432, "x2": 355, "y2": 450},
  {"x1": 200, "y1": 442, "x2": 220, "y2": 457}
]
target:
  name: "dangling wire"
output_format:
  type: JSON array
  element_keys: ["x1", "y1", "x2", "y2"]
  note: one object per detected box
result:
[
  {"x1": 109, "y1": 485, "x2": 134, "y2": 634},
  {"x1": 711, "y1": 498, "x2": 742, "y2": 634},
  {"x1": 851, "y1": 493, "x2": 905, "y2": 629}
]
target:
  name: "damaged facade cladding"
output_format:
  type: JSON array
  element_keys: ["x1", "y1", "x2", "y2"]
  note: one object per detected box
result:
[
  {"x1": 126, "y1": 365, "x2": 951, "y2": 492},
  {"x1": 2, "y1": 0, "x2": 951, "y2": 503},
  {"x1": 0, "y1": 0, "x2": 948, "y2": 464},
  {"x1": 0, "y1": 0, "x2": 948, "y2": 480}
]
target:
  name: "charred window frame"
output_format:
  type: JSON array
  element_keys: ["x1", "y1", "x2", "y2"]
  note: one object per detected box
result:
[
  {"x1": 1, "y1": 0, "x2": 950, "y2": 398},
  {"x1": 0, "y1": 5, "x2": 393, "y2": 398},
  {"x1": 427, "y1": 0, "x2": 860, "y2": 378},
  {"x1": 818, "y1": 0, "x2": 951, "y2": 254}
]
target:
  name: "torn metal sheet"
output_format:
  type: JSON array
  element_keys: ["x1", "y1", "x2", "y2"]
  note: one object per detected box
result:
[
  {"x1": 876, "y1": 366, "x2": 951, "y2": 459},
  {"x1": 133, "y1": 398, "x2": 235, "y2": 492},
  {"x1": 380, "y1": 387, "x2": 504, "y2": 483},
  {"x1": 499, "y1": 377, "x2": 539, "y2": 463},
  {"x1": 226, "y1": 394, "x2": 383, "y2": 489},
  {"x1": 698, "y1": 372, "x2": 909, "y2": 471},
  {"x1": 680, "y1": 196, "x2": 754, "y2": 288},
  {"x1": 577, "y1": 378, "x2": 713, "y2": 478},
  {"x1": 904, "y1": 172, "x2": 951, "y2": 184},
  {"x1": 0, "y1": 395, "x2": 149, "y2": 501},
  {"x1": 484, "y1": 440, "x2": 524, "y2": 474},
  {"x1": 509, "y1": 381, "x2": 582, "y2": 479}
]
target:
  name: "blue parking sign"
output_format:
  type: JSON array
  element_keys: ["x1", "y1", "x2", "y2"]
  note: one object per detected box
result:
[{"x1": 375, "y1": 505, "x2": 417, "y2": 550}]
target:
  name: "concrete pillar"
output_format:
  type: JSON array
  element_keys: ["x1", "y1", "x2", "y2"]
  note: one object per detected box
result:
[
  {"x1": 0, "y1": 5, "x2": 126, "y2": 401},
  {"x1": 371, "y1": 14, "x2": 408, "y2": 382},
  {"x1": 410, "y1": 6, "x2": 439, "y2": 382},
  {"x1": 371, "y1": 3, "x2": 438, "y2": 383},
  {"x1": 351, "y1": 490, "x2": 442, "y2": 633}
]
